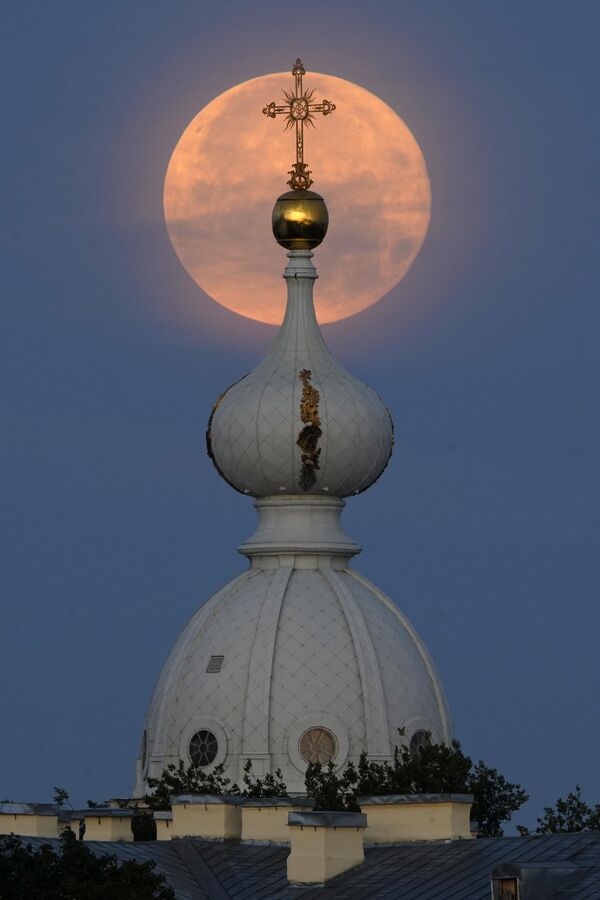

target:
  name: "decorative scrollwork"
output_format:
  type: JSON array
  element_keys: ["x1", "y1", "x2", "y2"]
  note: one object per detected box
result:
[
  {"x1": 262, "y1": 59, "x2": 335, "y2": 190},
  {"x1": 288, "y1": 162, "x2": 313, "y2": 191},
  {"x1": 297, "y1": 368, "x2": 322, "y2": 491}
]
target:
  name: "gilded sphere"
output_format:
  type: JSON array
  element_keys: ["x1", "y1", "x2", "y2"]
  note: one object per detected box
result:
[{"x1": 272, "y1": 190, "x2": 329, "y2": 250}]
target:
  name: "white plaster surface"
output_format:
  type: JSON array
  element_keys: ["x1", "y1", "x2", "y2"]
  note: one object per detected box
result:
[
  {"x1": 208, "y1": 252, "x2": 393, "y2": 498},
  {"x1": 136, "y1": 251, "x2": 451, "y2": 797},
  {"x1": 138, "y1": 536, "x2": 453, "y2": 794}
]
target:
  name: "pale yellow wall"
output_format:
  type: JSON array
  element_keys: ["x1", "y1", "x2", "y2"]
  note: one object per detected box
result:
[
  {"x1": 170, "y1": 802, "x2": 241, "y2": 840},
  {"x1": 241, "y1": 806, "x2": 293, "y2": 843},
  {"x1": 0, "y1": 814, "x2": 58, "y2": 838},
  {"x1": 83, "y1": 816, "x2": 133, "y2": 842},
  {"x1": 155, "y1": 818, "x2": 172, "y2": 841},
  {"x1": 360, "y1": 800, "x2": 473, "y2": 843},
  {"x1": 287, "y1": 825, "x2": 365, "y2": 883}
]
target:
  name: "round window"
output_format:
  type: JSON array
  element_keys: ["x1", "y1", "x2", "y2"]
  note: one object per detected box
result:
[
  {"x1": 189, "y1": 729, "x2": 219, "y2": 767},
  {"x1": 299, "y1": 727, "x2": 338, "y2": 764},
  {"x1": 409, "y1": 729, "x2": 432, "y2": 757}
]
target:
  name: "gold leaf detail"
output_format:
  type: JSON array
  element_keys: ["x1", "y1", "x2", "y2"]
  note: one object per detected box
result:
[{"x1": 297, "y1": 368, "x2": 322, "y2": 491}]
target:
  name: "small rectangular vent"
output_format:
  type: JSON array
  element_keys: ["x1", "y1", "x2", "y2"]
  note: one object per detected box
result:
[
  {"x1": 206, "y1": 655, "x2": 224, "y2": 673},
  {"x1": 492, "y1": 878, "x2": 520, "y2": 900}
]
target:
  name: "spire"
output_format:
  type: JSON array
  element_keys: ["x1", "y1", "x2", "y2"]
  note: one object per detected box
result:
[{"x1": 206, "y1": 63, "x2": 393, "y2": 500}]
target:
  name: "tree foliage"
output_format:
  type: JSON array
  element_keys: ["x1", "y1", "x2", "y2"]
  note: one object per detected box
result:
[
  {"x1": 468, "y1": 760, "x2": 528, "y2": 838},
  {"x1": 241, "y1": 760, "x2": 288, "y2": 799},
  {"x1": 145, "y1": 759, "x2": 288, "y2": 810},
  {"x1": 0, "y1": 830, "x2": 174, "y2": 899},
  {"x1": 305, "y1": 761, "x2": 361, "y2": 812},
  {"x1": 145, "y1": 761, "x2": 239, "y2": 811},
  {"x1": 144, "y1": 736, "x2": 527, "y2": 836},
  {"x1": 304, "y1": 735, "x2": 527, "y2": 835},
  {"x1": 131, "y1": 813, "x2": 157, "y2": 842},
  {"x1": 52, "y1": 787, "x2": 70, "y2": 809},
  {"x1": 518, "y1": 785, "x2": 600, "y2": 835}
]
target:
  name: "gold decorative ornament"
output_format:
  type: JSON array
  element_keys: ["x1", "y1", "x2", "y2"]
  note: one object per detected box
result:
[
  {"x1": 263, "y1": 58, "x2": 336, "y2": 190},
  {"x1": 272, "y1": 189, "x2": 329, "y2": 250},
  {"x1": 297, "y1": 368, "x2": 322, "y2": 491}
]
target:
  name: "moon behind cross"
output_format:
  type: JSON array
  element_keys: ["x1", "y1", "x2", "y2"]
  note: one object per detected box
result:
[{"x1": 163, "y1": 72, "x2": 431, "y2": 325}]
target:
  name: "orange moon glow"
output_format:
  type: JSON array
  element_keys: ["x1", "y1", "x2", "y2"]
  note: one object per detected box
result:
[{"x1": 164, "y1": 73, "x2": 431, "y2": 325}]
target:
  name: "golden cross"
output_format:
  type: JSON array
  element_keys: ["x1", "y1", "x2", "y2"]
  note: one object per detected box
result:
[{"x1": 263, "y1": 59, "x2": 336, "y2": 190}]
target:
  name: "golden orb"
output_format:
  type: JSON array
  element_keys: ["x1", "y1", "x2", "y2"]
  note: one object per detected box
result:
[{"x1": 272, "y1": 190, "x2": 329, "y2": 250}]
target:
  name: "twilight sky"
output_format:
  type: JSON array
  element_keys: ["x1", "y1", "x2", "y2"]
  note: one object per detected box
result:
[{"x1": 2, "y1": 1, "x2": 599, "y2": 829}]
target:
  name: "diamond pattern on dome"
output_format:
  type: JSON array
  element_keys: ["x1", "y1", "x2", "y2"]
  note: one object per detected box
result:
[
  {"x1": 341, "y1": 570, "x2": 452, "y2": 744},
  {"x1": 211, "y1": 358, "x2": 392, "y2": 498},
  {"x1": 323, "y1": 568, "x2": 392, "y2": 757},
  {"x1": 208, "y1": 254, "x2": 393, "y2": 498},
  {"x1": 161, "y1": 570, "x2": 277, "y2": 761},
  {"x1": 143, "y1": 563, "x2": 451, "y2": 793},
  {"x1": 267, "y1": 570, "x2": 366, "y2": 755},
  {"x1": 241, "y1": 567, "x2": 292, "y2": 755}
]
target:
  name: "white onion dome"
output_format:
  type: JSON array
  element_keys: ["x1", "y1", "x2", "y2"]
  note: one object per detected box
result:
[
  {"x1": 134, "y1": 188, "x2": 453, "y2": 799},
  {"x1": 207, "y1": 246, "x2": 394, "y2": 498}
]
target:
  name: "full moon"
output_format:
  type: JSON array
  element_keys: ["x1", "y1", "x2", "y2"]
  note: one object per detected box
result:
[{"x1": 164, "y1": 72, "x2": 431, "y2": 325}]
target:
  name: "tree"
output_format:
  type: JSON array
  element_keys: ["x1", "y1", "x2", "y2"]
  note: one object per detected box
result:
[
  {"x1": 384, "y1": 736, "x2": 527, "y2": 837},
  {"x1": 131, "y1": 813, "x2": 157, "y2": 842},
  {"x1": 145, "y1": 761, "x2": 239, "y2": 811},
  {"x1": 468, "y1": 761, "x2": 528, "y2": 838},
  {"x1": 241, "y1": 760, "x2": 288, "y2": 798},
  {"x1": 304, "y1": 761, "x2": 360, "y2": 812},
  {"x1": 383, "y1": 739, "x2": 472, "y2": 794},
  {"x1": 146, "y1": 759, "x2": 290, "y2": 811},
  {"x1": 144, "y1": 738, "x2": 527, "y2": 836},
  {"x1": 519, "y1": 785, "x2": 600, "y2": 835},
  {"x1": 52, "y1": 787, "x2": 70, "y2": 809},
  {"x1": 304, "y1": 735, "x2": 527, "y2": 835},
  {"x1": 0, "y1": 830, "x2": 174, "y2": 899}
]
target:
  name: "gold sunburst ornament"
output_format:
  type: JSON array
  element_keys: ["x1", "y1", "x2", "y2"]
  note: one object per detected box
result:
[{"x1": 263, "y1": 59, "x2": 336, "y2": 190}]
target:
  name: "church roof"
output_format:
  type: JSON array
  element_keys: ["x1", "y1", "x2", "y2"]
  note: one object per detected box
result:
[
  {"x1": 22, "y1": 832, "x2": 600, "y2": 899},
  {"x1": 141, "y1": 562, "x2": 452, "y2": 794}
]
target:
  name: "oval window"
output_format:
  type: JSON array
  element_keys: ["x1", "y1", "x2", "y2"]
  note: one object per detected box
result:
[
  {"x1": 189, "y1": 729, "x2": 219, "y2": 767},
  {"x1": 409, "y1": 729, "x2": 432, "y2": 757}
]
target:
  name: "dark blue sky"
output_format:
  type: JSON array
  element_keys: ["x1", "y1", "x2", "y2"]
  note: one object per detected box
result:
[{"x1": 2, "y1": 2, "x2": 599, "y2": 828}]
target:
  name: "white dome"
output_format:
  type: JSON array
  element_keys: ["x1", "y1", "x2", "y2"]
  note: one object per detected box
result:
[
  {"x1": 137, "y1": 499, "x2": 452, "y2": 794},
  {"x1": 208, "y1": 251, "x2": 393, "y2": 498},
  {"x1": 135, "y1": 246, "x2": 453, "y2": 798}
]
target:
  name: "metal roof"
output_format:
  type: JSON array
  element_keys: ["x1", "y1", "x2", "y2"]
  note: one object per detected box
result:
[
  {"x1": 0, "y1": 803, "x2": 58, "y2": 816},
  {"x1": 17, "y1": 832, "x2": 600, "y2": 899}
]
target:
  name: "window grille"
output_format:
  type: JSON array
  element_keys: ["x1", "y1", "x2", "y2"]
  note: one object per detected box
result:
[
  {"x1": 189, "y1": 729, "x2": 218, "y2": 767},
  {"x1": 206, "y1": 655, "x2": 224, "y2": 673},
  {"x1": 299, "y1": 727, "x2": 338, "y2": 764},
  {"x1": 410, "y1": 729, "x2": 432, "y2": 757}
]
